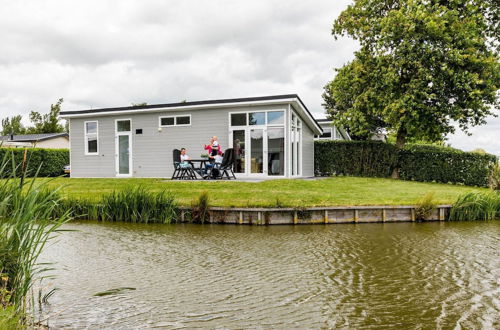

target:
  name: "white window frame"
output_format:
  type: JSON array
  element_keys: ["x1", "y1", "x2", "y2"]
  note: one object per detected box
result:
[
  {"x1": 84, "y1": 121, "x2": 99, "y2": 156},
  {"x1": 315, "y1": 127, "x2": 333, "y2": 140},
  {"x1": 159, "y1": 114, "x2": 192, "y2": 127},
  {"x1": 115, "y1": 119, "x2": 133, "y2": 177},
  {"x1": 228, "y1": 110, "x2": 286, "y2": 178}
]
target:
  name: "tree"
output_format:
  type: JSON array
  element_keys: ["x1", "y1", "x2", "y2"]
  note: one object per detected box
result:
[
  {"x1": 26, "y1": 98, "x2": 65, "y2": 134},
  {"x1": 1, "y1": 115, "x2": 26, "y2": 136},
  {"x1": 323, "y1": 0, "x2": 499, "y2": 154}
]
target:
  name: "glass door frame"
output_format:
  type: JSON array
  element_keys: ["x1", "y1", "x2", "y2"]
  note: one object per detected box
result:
[
  {"x1": 228, "y1": 109, "x2": 287, "y2": 178},
  {"x1": 115, "y1": 119, "x2": 133, "y2": 177},
  {"x1": 229, "y1": 126, "x2": 268, "y2": 177}
]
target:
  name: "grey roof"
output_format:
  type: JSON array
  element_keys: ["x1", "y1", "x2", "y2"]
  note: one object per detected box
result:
[
  {"x1": 60, "y1": 94, "x2": 305, "y2": 115},
  {"x1": 0, "y1": 133, "x2": 68, "y2": 142}
]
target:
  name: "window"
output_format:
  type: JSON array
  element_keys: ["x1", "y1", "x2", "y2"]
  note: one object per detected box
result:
[
  {"x1": 160, "y1": 117, "x2": 175, "y2": 126},
  {"x1": 316, "y1": 128, "x2": 332, "y2": 139},
  {"x1": 249, "y1": 112, "x2": 265, "y2": 125},
  {"x1": 117, "y1": 120, "x2": 131, "y2": 132},
  {"x1": 231, "y1": 113, "x2": 247, "y2": 126},
  {"x1": 85, "y1": 121, "x2": 98, "y2": 155},
  {"x1": 159, "y1": 115, "x2": 191, "y2": 127},
  {"x1": 176, "y1": 116, "x2": 190, "y2": 125},
  {"x1": 267, "y1": 111, "x2": 284, "y2": 125}
]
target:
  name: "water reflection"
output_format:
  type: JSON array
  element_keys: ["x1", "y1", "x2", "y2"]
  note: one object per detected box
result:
[{"x1": 40, "y1": 222, "x2": 499, "y2": 328}]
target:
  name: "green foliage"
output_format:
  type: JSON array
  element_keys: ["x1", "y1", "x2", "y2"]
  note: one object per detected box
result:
[
  {"x1": 0, "y1": 148, "x2": 69, "y2": 178},
  {"x1": 489, "y1": 163, "x2": 500, "y2": 190},
  {"x1": 0, "y1": 152, "x2": 70, "y2": 326},
  {"x1": 56, "y1": 187, "x2": 178, "y2": 223},
  {"x1": 101, "y1": 187, "x2": 177, "y2": 223},
  {"x1": 324, "y1": 0, "x2": 499, "y2": 147},
  {"x1": 0, "y1": 305, "x2": 23, "y2": 329},
  {"x1": 0, "y1": 98, "x2": 67, "y2": 137},
  {"x1": 315, "y1": 140, "x2": 398, "y2": 177},
  {"x1": 27, "y1": 98, "x2": 65, "y2": 134},
  {"x1": 131, "y1": 102, "x2": 148, "y2": 107},
  {"x1": 191, "y1": 191, "x2": 210, "y2": 223},
  {"x1": 414, "y1": 192, "x2": 437, "y2": 221},
  {"x1": 449, "y1": 191, "x2": 500, "y2": 221},
  {"x1": 314, "y1": 141, "x2": 497, "y2": 187},
  {"x1": 0, "y1": 115, "x2": 26, "y2": 136},
  {"x1": 398, "y1": 145, "x2": 497, "y2": 187}
]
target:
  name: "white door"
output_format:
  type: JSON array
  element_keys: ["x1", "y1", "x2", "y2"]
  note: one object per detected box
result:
[{"x1": 115, "y1": 119, "x2": 132, "y2": 177}]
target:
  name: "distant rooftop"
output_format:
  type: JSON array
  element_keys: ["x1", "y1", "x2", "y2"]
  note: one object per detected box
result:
[{"x1": 0, "y1": 133, "x2": 68, "y2": 142}]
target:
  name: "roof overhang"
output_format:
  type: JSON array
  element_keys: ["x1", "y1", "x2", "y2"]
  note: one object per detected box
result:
[{"x1": 60, "y1": 94, "x2": 323, "y2": 135}]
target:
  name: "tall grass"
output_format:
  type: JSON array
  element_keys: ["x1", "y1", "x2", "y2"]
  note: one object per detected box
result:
[
  {"x1": 191, "y1": 191, "x2": 210, "y2": 223},
  {"x1": 0, "y1": 150, "x2": 70, "y2": 326},
  {"x1": 448, "y1": 191, "x2": 500, "y2": 221},
  {"x1": 414, "y1": 192, "x2": 437, "y2": 221},
  {"x1": 57, "y1": 187, "x2": 178, "y2": 223}
]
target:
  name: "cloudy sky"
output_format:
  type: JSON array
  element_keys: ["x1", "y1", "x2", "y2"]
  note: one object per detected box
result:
[{"x1": 1, "y1": 0, "x2": 498, "y2": 154}]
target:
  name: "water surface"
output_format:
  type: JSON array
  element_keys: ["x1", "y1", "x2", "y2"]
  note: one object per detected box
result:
[{"x1": 41, "y1": 221, "x2": 499, "y2": 329}]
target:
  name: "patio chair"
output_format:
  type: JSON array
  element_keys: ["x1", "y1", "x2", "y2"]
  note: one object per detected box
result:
[
  {"x1": 214, "y1": 148, "x2": 236, "y2": 180},
  {"x1": 172, "y1": 149, "x2": 196, "y2": 180}
]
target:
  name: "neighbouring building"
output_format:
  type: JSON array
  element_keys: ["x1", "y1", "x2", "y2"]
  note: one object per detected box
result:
[
  {"x1": 314, "y1": 119, "x2": 351, "y2": 141},
  {"x1": 0, "y1": 133, "x2": 69, "y2": 149},
  {"x1": 60, "y1": 94, "x2": 323, "y2": 179}
]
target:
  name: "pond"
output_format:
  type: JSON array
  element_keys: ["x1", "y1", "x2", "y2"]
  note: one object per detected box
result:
[{"x1": 40, "y1": 221, "x2": 499, "y2": 328}]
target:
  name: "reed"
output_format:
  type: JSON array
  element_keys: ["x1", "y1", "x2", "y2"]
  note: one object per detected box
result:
[
  {"x1": 191, "y1": 191, "x2": 210, "y2": 223},
  {"x1": 414, "y1": 192, "x2": 437, "y2": 221},
  {"x1": 100, "y1": 187, "x2": 177, "y2": 223},
  {"x1": 48, "y1": 186, "x2": 179, "y2": 223},
  {"x1": 0, "y1": 150, "x2": 70, "y2": 326},
  {"x1": 448, "y1": 191, "x2": 500, "y2": 221}
]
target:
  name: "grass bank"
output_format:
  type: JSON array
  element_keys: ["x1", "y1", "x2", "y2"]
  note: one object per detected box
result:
[{"x1": 36, "y1": 177, "x2": 489, "y2": 208}]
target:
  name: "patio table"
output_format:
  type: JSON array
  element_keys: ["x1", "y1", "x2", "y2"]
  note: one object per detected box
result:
[{"x1": 187, "y1": 158, "x2": 212, "y2": 178}]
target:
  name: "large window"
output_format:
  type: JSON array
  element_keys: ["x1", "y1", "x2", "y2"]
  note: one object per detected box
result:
[
  {"x1": 84, "y1": 121, "x2": 98, "y2": 155},
  {"x1": 159, "y1": 115, "x2": 191, "y2": 127}
]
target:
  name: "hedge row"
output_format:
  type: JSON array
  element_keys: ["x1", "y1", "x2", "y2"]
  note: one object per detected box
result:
[
  {"x1": 0, "y1": 148, "x2": 69, "y2": 177},
  {"x1": 314, "y1": 141, "x2": 497, "y2": 187}
]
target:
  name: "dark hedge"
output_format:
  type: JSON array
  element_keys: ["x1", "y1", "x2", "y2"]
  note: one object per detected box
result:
[
  {"x1": 314, "y1": 141, "x2": 497, "y2": 187},
  {"x1": 0, "y1": 148, "x2": 69, "y2": 177}
]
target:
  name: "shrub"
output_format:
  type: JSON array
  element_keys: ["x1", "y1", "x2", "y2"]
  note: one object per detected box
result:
[
  {"x1": 398, "y1": 145, "x2": 497, "y2": 187},
  {"x1": 448, "y1": 191, "x2": 500, "y2": 221},
  {"x1": 0, "y1": 148, "x2": 69, "y2": 178},
  {"x1": 314, "y1": 141, "x2": 497, "y2": 187},
  {"x1": 314, "y1": 140, "x2": 397, "y2": 177}
]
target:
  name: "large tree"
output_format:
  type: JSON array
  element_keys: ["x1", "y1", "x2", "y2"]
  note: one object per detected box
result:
[{"x1": 323, "y1": 0, "x2": 499, "y2": 149}]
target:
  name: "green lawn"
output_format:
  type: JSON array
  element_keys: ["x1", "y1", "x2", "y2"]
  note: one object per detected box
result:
[{"x1": 37, "y1": 177, "x2": 488, "y2": 207}]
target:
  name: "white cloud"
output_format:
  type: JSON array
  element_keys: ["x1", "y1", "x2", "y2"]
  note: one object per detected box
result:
[{"x1": 0, "y1": 0, "x2": 497, "y2": 155}]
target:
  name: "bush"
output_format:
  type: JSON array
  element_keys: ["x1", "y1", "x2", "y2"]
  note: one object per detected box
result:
[
  {"x1": 314, "y1": 140, "x2": 397, "y2": 177},
  {"x1": 314, "y1": 141, "x2": 497, "y2": 187},
  {"x1": 0, "y1": 148, "x2": 69, "y2": 177},
  {"x1": 399, "y1": 145, "x2": 497, "y2": 187}
]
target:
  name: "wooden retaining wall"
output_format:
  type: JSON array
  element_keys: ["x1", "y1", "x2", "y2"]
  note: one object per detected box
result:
[{"x1": 180, "y1": 205, "x2": 452, "y2": 225}]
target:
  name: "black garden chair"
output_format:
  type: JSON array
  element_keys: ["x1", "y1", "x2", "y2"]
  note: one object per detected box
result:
[
  {"x1": 171, "y1": 149, "x2": 197, "y2": 180},
  {"x1": 213, "y1": 148, "x2": 236, "y2": 180}
]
